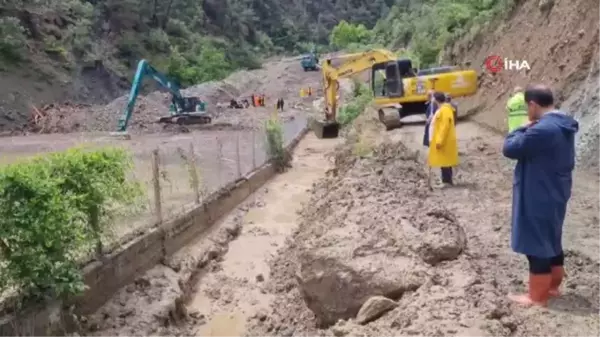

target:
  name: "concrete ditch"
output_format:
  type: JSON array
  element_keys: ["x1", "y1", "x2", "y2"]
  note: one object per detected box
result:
[{"x1": 0, "y1": 124, "x2": 310, "y2": 336}]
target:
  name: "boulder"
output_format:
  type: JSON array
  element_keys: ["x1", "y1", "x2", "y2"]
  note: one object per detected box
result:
[
  {"x1": 296, "y1": 238, "x2": 428, "y2": 326},
  {"x1": 356, "y1": 296, "x2": 397, "y2": 324}
]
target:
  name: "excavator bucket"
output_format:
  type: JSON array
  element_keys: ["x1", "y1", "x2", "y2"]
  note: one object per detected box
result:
[{"x1": 311, "y1": 120, "x2": 340, "y2": 139}]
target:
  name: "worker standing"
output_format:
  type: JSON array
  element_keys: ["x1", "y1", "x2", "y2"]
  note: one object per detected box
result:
[
  {"x1": 251, "y1": 94, "x2": 256, "y2": 107},
  {"x1": 427, "y1": 91, "x2": 458, "y2": 186},
  {"x1": 503, "y1": 85, "x2": 578, "y2": 307},
  {"x1": 507, "y1": 86, "x2": 529, "y2": 132},
  {"x1": 307, "y1": 87, "x2": 312, "y2": 96}
]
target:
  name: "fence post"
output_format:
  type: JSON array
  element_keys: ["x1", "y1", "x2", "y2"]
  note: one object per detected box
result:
[
  {"x1": 216, "y1": 136, "x2": 223, "y2": 188},
  {"x1": 235, "y1": 133, "x2": 242, "y2": 178},
  {"x1": 187, "y1": 143, "x2": 201, "y2": 204},
  {"x1": 151, "y1": 149, "x2": 163, "y2": 223},
  {"x1": 252, "y1": 130, "x2": 257, "y2": 170}
]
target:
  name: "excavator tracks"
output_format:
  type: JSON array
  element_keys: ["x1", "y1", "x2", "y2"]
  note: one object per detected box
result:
[{"x1": 158, "y1": 114, "x2": 213, "y2": 125}]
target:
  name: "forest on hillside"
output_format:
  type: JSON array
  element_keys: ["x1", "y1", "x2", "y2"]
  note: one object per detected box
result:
[
  {"x1": 0, "y1": 0, "x2": 515, "y2": 85},
  {"x1": 0, "y1": 0, "x2": 393, "y2": 84}
]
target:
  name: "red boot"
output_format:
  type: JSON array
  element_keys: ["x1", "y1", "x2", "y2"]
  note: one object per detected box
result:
[
  {"x1": 549, "y1": 266, "x2": 565, "y2": 297},
  {"x1": 508, "y1": 273, "x2": 552, "y2": 306}
]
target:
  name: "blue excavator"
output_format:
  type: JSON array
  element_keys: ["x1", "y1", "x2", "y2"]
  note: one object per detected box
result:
[{"x1": 117, "y1": 59, "x2": 211, "y2": 132}]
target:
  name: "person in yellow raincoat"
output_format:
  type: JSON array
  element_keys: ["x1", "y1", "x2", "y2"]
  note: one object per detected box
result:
[{"x1": 428, "y1": 91, "x2": 458, "y2": 185}]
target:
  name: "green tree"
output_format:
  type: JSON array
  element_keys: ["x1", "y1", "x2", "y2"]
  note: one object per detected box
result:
[
  {"x1": 329, "y1": 20, "x2": 374, "y2": 49},
  {"x1": 0, "y1": 17, "x2": 27, "y2": 62}
]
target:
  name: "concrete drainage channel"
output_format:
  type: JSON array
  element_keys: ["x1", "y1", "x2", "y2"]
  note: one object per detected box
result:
[{"x1": 0, "y1": 124, "x2": 310, "y2": 336}]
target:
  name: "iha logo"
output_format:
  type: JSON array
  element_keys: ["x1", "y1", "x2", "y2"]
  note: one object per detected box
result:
[{"x1": 484, "y1": 55, "x2": 531, "y2": 73}]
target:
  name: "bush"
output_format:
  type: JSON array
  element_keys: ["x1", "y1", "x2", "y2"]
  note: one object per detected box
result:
[
  {"x1": 0, "y1": 148, "x2": 142, "y2": 302},
  {"x1": 264, "y1": 114, "x2": 290, "y2": 172},
  {"x1": 0, "y1": 17, "x2": 27, "y2": 62},
  {"x1": 338, "y1": 80, "x2": 373, "y2": 126}
]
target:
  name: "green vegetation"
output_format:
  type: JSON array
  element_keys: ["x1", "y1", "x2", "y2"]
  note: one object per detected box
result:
[
  {"x1": 373, "y1": 0, "x2": 516, "y2": 67},
  {"x1": 0, "y1": 0, "x2": 397, "y2": 85},
  {"x1": 329, "y1": 20, "x2": 374, "y2": 51},
  {"x1": 338, "y1": 79, "x2": 373, "y2": 126},
  {"x1": 264, "y1": 115, "x2": 290, "y2": 172},
  {"x1": 0, "y1": 17, "x2": 27, "y2": 62},
  {"x1": 0, "y1": 148, "x2": 142, "y2": 302},
  {"x1": 325, "y1": 0, "x2": 515, "y2": 67}
]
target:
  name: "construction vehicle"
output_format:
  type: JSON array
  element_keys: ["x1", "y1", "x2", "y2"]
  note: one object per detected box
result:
[
  {"x1": 315, "y1": 49, "x2": 478, "y2": 138},
  {"x1": 301, "y1": 47, "x2": 319, "y2": 71},
  {"x1": 116, "y1": 59, "x2": 211, "y2": 132}
]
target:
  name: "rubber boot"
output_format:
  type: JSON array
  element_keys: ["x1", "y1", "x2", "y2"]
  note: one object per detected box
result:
[
  {"x1": 549, "y1": 266, "x2": 565, "y2": 297},
  {"x1": 508, "y1": 273, "x2": 552, "y2": 306}
]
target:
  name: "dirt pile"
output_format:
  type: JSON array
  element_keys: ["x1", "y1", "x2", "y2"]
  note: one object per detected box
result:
[
  {"x1": 248, "y1": 140, "x2": 500, "y2": 335},
  {"x1": 443, "y1": 0, "x2": 599, "y2": 167}
]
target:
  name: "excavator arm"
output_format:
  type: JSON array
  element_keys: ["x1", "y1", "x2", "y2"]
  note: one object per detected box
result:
[
  {"x1": 118, "y1": 59, "x2": 185, "y2": 131},
  {"x1": 117, "y1": 59, "x2": 209, "y2": 132},
  {"x1": 321, "y1": 49, "x2": 397, "y2": 123}
]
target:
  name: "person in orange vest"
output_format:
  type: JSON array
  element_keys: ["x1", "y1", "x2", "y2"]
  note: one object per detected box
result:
[
  {"x1": 260, "y1": 95, "x2": 265, "y2": 107},
  {"x1": 308, "y1": 87, "x2": 312, "y2": 96}
]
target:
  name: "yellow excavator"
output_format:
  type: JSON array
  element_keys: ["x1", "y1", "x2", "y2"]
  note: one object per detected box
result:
[{"x1": 314, "y1": 49, "x2": 478, "y2": 138}]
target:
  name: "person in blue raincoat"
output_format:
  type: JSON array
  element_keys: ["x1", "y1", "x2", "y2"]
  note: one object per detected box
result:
[
  {"x1": 423, "y1": 90, "x2": 437, "y2": 147},
  {"x1": 502, "y1": 85, "x2": 578, "y2": 307}
]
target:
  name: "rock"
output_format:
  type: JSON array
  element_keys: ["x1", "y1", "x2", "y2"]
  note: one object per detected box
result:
[
  {"x1": 297, "y1": 246, "x2": 427, "y2": 326},
  {"x1": 409, "y1": 210, "x2": 467, "y2": 265},
  {"x1": 355, "y1": 296, "x2": 397, "y2": 324}
]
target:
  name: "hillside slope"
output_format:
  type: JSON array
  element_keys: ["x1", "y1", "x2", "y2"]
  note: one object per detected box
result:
[
  {"x1": 442, "y1": 0, "x2": 599, "y2": 167},
  {"x1": 0, "y1": 0, "x2": 394, "y2": 132}
]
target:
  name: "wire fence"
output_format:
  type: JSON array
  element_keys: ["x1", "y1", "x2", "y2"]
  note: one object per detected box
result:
[{"x1": 110, "y1": 117, "x2": 307, "y2": 245}]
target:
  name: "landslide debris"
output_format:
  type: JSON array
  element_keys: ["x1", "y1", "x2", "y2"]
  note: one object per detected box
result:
[{"x1": 248, "y1": 139, "x2": 472, "y2": 335}]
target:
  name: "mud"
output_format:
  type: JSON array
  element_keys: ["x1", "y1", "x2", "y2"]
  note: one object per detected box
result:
[{"x1": 246, "y1": 115, "x2": 599, "y2": 336}]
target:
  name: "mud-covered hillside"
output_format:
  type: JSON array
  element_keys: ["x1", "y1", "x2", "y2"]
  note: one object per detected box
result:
[{"x1": 442, "y1": 0, "x2": 599, "y2": 167}]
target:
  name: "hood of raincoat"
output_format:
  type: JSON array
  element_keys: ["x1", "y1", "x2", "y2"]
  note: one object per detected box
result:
[{"x1": 542, "y1": 111, "x2": 579, "y2": 135}]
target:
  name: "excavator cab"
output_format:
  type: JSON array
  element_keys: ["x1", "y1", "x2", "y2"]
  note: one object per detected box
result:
[
  {"x1": 371, "y1": 59, "x2": 411, "y2": 98},
  {"x1": 372, "y1": 59, "x2": 426, "y2": 129}
]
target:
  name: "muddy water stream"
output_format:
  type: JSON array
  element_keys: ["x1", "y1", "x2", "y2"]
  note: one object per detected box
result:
[{"x1": 182, "y1": 133, "x2": 341, "y2": 336}]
